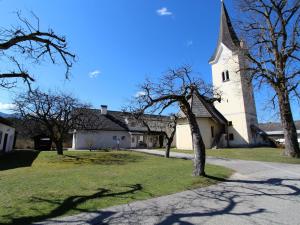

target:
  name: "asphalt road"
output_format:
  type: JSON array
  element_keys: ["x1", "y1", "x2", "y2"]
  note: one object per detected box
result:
[{"x1": 36, "y1": 149, "x2": 300, "y2": 225}]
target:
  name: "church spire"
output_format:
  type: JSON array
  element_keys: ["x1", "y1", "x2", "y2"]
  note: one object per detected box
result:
[{"x1": 209, "y1": 1, "x2": 240, "y2": 63}]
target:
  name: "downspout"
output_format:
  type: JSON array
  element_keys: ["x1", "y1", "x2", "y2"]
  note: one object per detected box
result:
[
  {"x1": 226, "y1": 124, "x2": 229, "y2": 148},
  {"x1": 190, "y1": 93, "x2": 195, "y2": 151}
]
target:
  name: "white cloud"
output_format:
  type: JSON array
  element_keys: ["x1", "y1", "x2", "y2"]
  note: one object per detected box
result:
[
  {"x1": 0, "y1": 102, "x2": 16, "y2": 110},
  {"x1": 135, "y1": 91, "x2": 146, "y2": 98},
  {"x1": 89, "y1": 70, "x2": 101, "y2": 78},
  {"x1": 156, "y1": 7, "x2": 173, "y2": 16}
]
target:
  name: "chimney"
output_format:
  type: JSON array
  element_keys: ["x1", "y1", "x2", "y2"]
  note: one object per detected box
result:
[{"x1": 101, "y1": 105, "x2": 107, "y2": 115}]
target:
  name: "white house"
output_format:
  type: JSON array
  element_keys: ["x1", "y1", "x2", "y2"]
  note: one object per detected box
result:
[
  {"x1": 0, "y1": 117, "x2": 16, "y2": 153},
  {"x1": 72, "y1": 105, "x2": 174, "y2": 150}
]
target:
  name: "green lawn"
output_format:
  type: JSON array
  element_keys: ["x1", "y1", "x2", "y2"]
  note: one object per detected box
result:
[
  {"x1": 0, "y1": 150, "x2": 232, "y2": 225},
  {"x1": 155, "y1": 148, "x2": 300, "y2": 164}
]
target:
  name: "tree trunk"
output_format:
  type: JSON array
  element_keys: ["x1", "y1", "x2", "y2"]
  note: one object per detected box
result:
[
  {"x1": 187, "y1": 112, "x2": 206, "y2": 176},
  {"x1": 54, "y1": 140, "x2": 64, "y2": 155},
  {"x1": 277, "y1": 90, "x2": 300, "y2": 158},
  {"x1": 165, "y1": 144, "x2": 171, "y2": 158},
  {"x1": 165, "y1": 130, "x2": 176, "y2": 158}
]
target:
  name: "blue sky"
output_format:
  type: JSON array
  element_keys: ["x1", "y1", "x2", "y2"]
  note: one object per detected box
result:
[{"x1": 0, "y1": 0, "x2": 299, "y2": 122}]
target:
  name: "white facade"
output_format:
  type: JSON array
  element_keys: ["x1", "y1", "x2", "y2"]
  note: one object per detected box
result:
[
  {"x1": 72, "y1": 130, "x2": 131, "y2": 149},
  {"x1": 210, "y1": 44, "x2": 258, "y2": 147},
  {"x1": 0, "y1": 123, "x2": 15, "y2": 153},
  {"x1": 72, "y1": 130, "x2": 163, "y2": 150},
  {"x1": 176, "y1": 118, "x2": 223, "y2": 150}
]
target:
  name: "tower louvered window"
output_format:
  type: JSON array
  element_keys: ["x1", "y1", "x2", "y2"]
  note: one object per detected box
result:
[
  {"x1": 222, "y1": 72, "x2": 225, "y2": 81},
  {"x1": 222, "y1": 70, "x2": 230, "y2": 82},
  {"x1": 226, "y1": 71, "x2": 230, "y2": 80}
]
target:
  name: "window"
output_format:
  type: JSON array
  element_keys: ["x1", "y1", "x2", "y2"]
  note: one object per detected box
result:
[
  {"x1": 222, "y1": 70, "x2": 230, "y2": 82},
  {"x1": 211, "y1": 126, "x2": 214, "y2": 138},
  {"x1": 131, "y1": 137, "x2": 135, "y2": 143},
  {"x1": 0, "y1": 131, "x2": 2, "y2": 144},
  {"x1": 229, "y1": 133, "x2": 234, "y2": 141},
  {"x1": 113, "y1": 136, "x2": 117, "y2": 140},
  {"x1": 226, "y1": 71, "x2": 230, "y2": 80},
  {"x1": 121, "y1": 136, "x2": 126, "y2": 140},
  {"x1": 228, "y1": 121, "x2": 233, "y2": 126}
]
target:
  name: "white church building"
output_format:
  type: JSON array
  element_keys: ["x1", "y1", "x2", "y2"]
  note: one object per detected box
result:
[{"x1": 176, "y1": 1, "x2": 269, "y2": 149}]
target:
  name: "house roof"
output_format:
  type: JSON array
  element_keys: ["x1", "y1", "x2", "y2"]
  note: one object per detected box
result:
[
  {"x1": 74, "y1": 108, "x2": 171, "y2": 133},
  {"x1": 209, "y1": 1, "x2": 241, "y2": 63},
  {"x1": 179, "y1": 91, "x2": 228, "y2": 125},
  {"x1": 259, "y1": 121, "x2": 300, "y2": 132},
  {"x1": 196, "y1": 93, "x2": 228, "y2": 125},
  {"x1": 74, "y1": 109, "x2": 128, "y2": 131}
]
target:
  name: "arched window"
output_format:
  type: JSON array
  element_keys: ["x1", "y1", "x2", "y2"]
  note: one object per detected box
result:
[
  {"x1": 226, "y1": 70, "x2": 230, "y2": 80},
  {"x1": 222, "y1": 72, "x2": 225, "y2": 82}
]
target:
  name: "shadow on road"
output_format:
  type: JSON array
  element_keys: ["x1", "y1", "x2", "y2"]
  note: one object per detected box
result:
[
  {"x1": 155, "y1": 177, "x2": 300, "y2": 225},
  {"x1": 92, "y1": 177, "x2": 300, "y2": 225}
]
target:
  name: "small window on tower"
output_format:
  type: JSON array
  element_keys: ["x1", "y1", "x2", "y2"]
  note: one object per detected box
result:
[
  {"x1": 226, "y1": 71, "x2": 230, "y2": 80},
  {"x1": 222, "y1": 72, "x2": 225, "y2": 82},
  {"x1": 228, "y1": 121, "x2": 233, "y2": 126}
]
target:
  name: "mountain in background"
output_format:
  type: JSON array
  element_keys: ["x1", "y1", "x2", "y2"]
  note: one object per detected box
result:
[{"x1": 0, "y1": 112, "x2": 20, "y2": 118}]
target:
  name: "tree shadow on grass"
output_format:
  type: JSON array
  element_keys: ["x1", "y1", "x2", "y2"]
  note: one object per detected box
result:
[
  {"x1": 3, "y1": 184, "x2": 143, "y2": 225},
  {"x1": 0, "y1": 150, "x2": 40, "y2": 171}
]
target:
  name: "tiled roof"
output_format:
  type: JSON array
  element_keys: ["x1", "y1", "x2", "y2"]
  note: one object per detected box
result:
[
  {"x1": 74, "y1": 109, "x2": 171, "y2": 133},
  {"x1": 179, "y1": 92, "x2": 228, "y2": 125},
  {"x1": 74, "y1": 109, "x2": 128, "y2": 131},
  {"x1": 259, "y1": 121, "x2": 300, "y2": 132},
  {"x1": 209, "y1": 1, "x2": 241, "y2": 63}
]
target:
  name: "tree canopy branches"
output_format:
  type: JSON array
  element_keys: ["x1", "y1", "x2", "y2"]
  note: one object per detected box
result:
[
  {"x1": 14, "y1": 89, "x2": 90, "y2": 155},
  {"x1": 237, "y1": 0, "x2": 300, "y2": 157},
  {"x1": 0, "y1": 11, "x2": 75, "y2": 89}
]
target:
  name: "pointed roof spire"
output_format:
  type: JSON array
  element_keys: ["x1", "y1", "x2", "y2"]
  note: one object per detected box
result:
[{"x1": 209, "y1": 1, "x2": 241, "y2": 63}]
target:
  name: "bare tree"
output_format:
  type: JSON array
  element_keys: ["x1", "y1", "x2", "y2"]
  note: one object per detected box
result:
[
  {"x1": 0, "y1": 12, "x2": 75, "y2": 89},
  {"x1": 14, "y1": 89, "x2": 90, "y2": 155},
  {"x1": 236, "y1": 0, "x2": 300, "y2": 157},
  {"x1": 131, "y1": 66, "x2": 218, "y2": 176}
]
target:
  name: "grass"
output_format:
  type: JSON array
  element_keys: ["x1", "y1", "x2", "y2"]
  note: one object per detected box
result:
[
  {"x1": 0, "y1": 150, "x2": 232, "y2": 225},
  {"x1": 154, "y1": 148, "x2": 300, "y2": 164}
]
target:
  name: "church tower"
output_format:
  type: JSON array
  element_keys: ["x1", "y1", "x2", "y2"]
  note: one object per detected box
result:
[{"x1": 209, "y1": 1, "x2": 258, "y2": 147}]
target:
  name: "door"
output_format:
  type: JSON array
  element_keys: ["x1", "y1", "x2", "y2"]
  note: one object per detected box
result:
[
  {"x1": 131, "y1": 136, "x2": 136, "y2": 148},
  {"x1": 2, "y1": 133, "x2": 8, "y2": 152}
]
